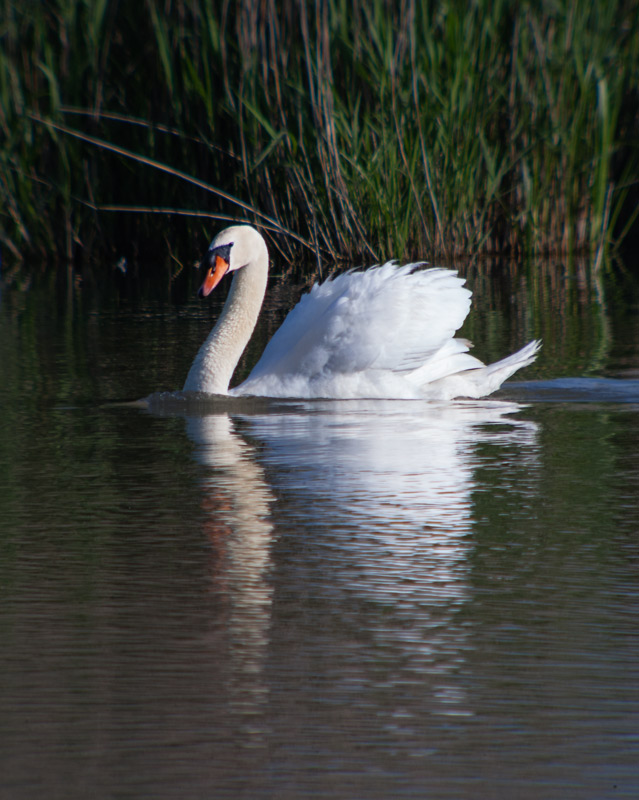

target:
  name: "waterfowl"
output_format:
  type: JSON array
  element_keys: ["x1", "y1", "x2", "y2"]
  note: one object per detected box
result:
[{"x1": 183, "y1": 225, "x2": 540, "y2": 399}]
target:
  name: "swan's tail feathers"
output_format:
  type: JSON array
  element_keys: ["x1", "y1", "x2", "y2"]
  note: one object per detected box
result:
[
  {"x1": 415, "y1": 338, "x2": 541, "y2": 400},
  {"x1": 469, "y1": 339, "x2": 541, "y2": 397},
  {"x1": 485, "y1": 339, "x2": 541, "y2": 378}
]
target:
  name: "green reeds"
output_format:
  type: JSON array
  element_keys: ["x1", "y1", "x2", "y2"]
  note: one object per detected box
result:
[{"x1": 1, "y1": 0, "x2": 638, "y2": 271}]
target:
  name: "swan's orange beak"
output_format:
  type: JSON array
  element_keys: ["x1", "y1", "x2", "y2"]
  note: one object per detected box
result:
[{"x1": 199, "y1": 254, "x2": 229, "y2": 298}]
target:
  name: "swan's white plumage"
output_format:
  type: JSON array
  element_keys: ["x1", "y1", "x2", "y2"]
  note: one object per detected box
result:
[
  {"x1": 236, "y1": 264, "x2": 473, "y2": 398},
  {"x1": 184, "y1": 225, "x2": 540, "y2": 400}
]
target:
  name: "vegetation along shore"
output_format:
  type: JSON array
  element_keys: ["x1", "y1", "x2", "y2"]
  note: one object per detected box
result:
[{"x1": 1, "y1": 0, "x2": 638, "y2": 276}]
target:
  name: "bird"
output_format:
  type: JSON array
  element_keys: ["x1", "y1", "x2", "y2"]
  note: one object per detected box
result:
[{"x1": 183, "y1": 225, "x2": 540, "y2": 400}]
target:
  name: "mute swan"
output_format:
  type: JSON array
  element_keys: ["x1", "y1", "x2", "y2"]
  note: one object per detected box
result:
[{"x1": 183, "y1": 225, "x2": 540, "y2": 399}]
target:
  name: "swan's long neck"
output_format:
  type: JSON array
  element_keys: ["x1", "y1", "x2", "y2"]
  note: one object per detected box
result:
[{"x1": 183, "y1": 255, "x2": 268, "y2": 394}]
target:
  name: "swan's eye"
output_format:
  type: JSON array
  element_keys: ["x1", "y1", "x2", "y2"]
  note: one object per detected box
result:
[{"x1": 210, "y1": 243, "x2": 233, "y2": 263}]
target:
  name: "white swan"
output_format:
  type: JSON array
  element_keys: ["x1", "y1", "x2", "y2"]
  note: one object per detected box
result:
[{"x1": 183, "y1": 225, "x2": 540, "y2": 399}]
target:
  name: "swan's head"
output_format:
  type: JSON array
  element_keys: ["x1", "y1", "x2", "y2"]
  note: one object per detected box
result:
[{"x1": 198, "y1": 225, "x2": 268, "y2": 298}]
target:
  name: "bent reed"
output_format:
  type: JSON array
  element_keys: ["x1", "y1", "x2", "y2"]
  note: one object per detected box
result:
[{"x1": 1, "y1": 0, "x2": 638, "y2": 271}]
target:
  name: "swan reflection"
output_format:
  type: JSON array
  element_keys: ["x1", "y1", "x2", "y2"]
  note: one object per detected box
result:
[
  {"x1": 186, "y1": 413, "x2": 275, "y2": 721},
  {"x1": 170, "y1": 397, "x2": 539, "y2": 722}
]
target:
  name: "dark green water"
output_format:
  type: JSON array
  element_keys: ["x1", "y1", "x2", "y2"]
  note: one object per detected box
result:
[{"x1": 1, "y1": 266, "x2": 638, "y2": 799}]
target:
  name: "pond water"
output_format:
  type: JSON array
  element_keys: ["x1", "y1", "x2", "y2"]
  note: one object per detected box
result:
[{"x1": 1, "y1": 263, "x2": 639, "y2": 799}]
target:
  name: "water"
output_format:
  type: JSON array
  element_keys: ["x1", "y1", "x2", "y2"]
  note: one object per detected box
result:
[{"x1": 1, "y1": 269, "x2": 639, "y2": 799}]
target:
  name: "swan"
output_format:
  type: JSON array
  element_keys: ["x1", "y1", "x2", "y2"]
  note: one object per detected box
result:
[{"x1": 183, "y1": 225, "x2": 540, "y2": 399}]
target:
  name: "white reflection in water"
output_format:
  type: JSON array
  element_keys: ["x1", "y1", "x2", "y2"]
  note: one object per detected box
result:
[
  {"x1": 186, "y1": 414, "x2": 275, "y2": 720},
  {"x1": 185, "y1": 399, "x2": 539, "y2": 723}
]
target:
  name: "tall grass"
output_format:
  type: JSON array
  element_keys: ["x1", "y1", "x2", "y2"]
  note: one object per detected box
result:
[{"x1": 1, "y1": 0, "x2": 638, "y2": 272}]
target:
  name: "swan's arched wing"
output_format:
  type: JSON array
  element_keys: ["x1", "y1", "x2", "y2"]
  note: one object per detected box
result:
[{"x1": 238, "y1": 263, "x2": 472, "y2": 391}]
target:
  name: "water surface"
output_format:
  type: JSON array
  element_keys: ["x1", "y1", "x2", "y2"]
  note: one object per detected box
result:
[{"x1": 1, "y1": 269, "x2": 638, "y2": 799}]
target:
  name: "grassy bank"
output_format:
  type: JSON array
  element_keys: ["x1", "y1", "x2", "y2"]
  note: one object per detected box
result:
[{"x1": 1, "y1": 0, "x2": 638, "y2": 274}]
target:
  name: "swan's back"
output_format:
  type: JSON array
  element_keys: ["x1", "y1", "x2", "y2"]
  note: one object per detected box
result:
[{"x1": 234, "y1": 263, "x2": 476, "y2": 398}]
